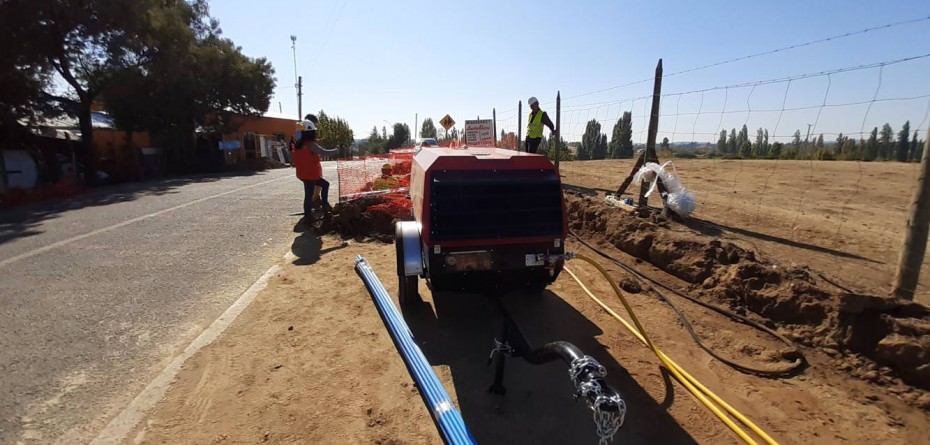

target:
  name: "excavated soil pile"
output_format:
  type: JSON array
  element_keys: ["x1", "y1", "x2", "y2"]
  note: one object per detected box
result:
[
  {"x1": 566, "y1": 194, "x2": 930, "y2": 398},
  {"x1": 319, "y1": 196, "x2": 413, "y2": 242}
]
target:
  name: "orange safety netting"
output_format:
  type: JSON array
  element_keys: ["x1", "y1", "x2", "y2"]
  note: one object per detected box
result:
[
  {"x1": 367, "y1": 192, "x2": 413, "y2": 220},
  {"x1": 337, "y1": 149, "x2": 414, "y2": 201}
]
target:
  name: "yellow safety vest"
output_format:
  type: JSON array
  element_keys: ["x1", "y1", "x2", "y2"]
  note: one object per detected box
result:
[{"x1": 527, "y1": 110, "x2": 545, "y2": 139}]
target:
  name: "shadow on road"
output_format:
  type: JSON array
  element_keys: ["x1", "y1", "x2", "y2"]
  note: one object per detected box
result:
[
  {"x1": 0, "y1": 171, "x2": 261, "y2": 245},
  {"x1": 290, "y1": 228, "x2": 348, "y2": 266},
  {"x1": 401, "y1": 287, "x2": 698, "y2": 445}
]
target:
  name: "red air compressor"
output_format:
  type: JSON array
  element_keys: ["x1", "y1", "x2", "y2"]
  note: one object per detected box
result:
[{"x1": 394, "y1": 146, "x2": 567, "y2": 306}]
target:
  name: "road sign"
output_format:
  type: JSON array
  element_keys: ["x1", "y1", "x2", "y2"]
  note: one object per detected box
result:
[
  {"x1": 464, "y1": 119, "x2": 494, "y2": 145},
  {"x1": 439, "y1": 114, "x2": 455, "y2": 130}
]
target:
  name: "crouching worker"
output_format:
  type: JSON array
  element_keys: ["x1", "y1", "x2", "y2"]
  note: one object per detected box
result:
[{"x1": 292, "y1": 115, "x2": 337, "y2": 218}]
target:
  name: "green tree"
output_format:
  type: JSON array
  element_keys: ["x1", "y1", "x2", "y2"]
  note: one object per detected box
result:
[
  {"x1": 842, "y1": 137, "x2": 859, "y2": 160},
  {"x1": 598, "y1": 134, "x2": 609, "y2": 159},
  {"x1": 385, "y1": 123, "x2": 410, "y2": 150},
  {"x1": 541, "y1": 135, "x2": 572, "y2": 161},
  {"x1": 716, "y1": 129, "x2": 727, "y2": 154},
  {"x1": 879, "y1": 123, "x2": 893, "y2": 160},
  {"x1": 660, "y1": 137, "x2": 670, "y2": 150},
  {"x1": 0, "y1": 1, "x2": 58, "y2": 189},
  {"x1": 737, "y1": 125, "x2": 750, "y2": 150},
  {"x1": 97, "y1": 1, "x2": 274, "y2": 174},
  {"x1": 609, "y1": 111, "x2": 633, "y2": 158},
  {"x1": 420, "y1": 118, "x2": 437, "y2": 139},
  {"x1": 910, "y1": 130, "x2": 923, "y2": 162},
  {"x1": 367, "y1": 125, "x2": 385, "y2": 154},
  {"x1": 317, "y1": 110, "x2": 354, "y2": 158},
  {"x1": 0, "y1": 0, "x2": 182, "y2": 183},
  {"x1": 752, "y1": 128, "x2": 764, "y2": 158},
  {"x1": 896, "y1": 121, "x2": 910, "y2": 162},
  {"x1": 727, "y1": 128, "x2": 737, "y2": 154},
  {"x1": 580, "y1": 119, "x2": 602, "y2": 160},
  {"x1": 770, "y1": 141, "x2": 783, "y2": 159},
  {"x1": 864, "y1": 127, "x2": 879, "y2": 161}
]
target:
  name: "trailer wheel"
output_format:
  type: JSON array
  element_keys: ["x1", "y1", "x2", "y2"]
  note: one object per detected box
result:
[
  {"x1": 395, "y1": 226, "x2": 421, "y2": 308},
  {"x1": 399, "y1": 274, "x2": 419, "y2": 308}
]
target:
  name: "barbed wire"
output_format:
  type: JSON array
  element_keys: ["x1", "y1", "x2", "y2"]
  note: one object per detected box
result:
[{"x1": 559, "y1": 15, "x2": 930, "y2": 103}]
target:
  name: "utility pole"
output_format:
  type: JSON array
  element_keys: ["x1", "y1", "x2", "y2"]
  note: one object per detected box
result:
[
  {"x1": 517, "y1": 100, "x2": 523, "y2": 152},
  {"x1": 290, "y1": 35, "x2": 302, "y2": 120},
  {"x1": 892, "y1": 128, "x2": 930, "y2": 300}
]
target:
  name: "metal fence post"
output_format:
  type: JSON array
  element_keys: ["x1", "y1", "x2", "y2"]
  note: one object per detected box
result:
[
  {"x1": 493, "y1": 108, "x2": 497, "y2": 147},
  {"x1": 555, "y1": 91, "x2": 561, "y2": 167}
]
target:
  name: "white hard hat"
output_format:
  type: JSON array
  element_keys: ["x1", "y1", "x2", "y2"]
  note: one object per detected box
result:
[
  {"x1": 301, "y1": 119, "x2": 317, "y2": 131},
  {"x1": 528, "y1": 96, "x2": 539, "y2": 106}
]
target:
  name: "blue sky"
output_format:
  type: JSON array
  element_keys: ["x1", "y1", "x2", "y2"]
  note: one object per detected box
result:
[{"x1": 211, "y1": 0, "x2": 930, "y2": 144}]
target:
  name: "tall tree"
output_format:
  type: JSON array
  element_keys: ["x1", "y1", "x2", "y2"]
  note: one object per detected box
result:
[
  {"x1": 879, "y1": 123, "x2": 894, "y2": 160},
  {"x1": 896, "y1": 121, "x2": 910, "y2": 162},
  {"x1": 317, "y1": 110, "x2": 354, "y2": 158},
  {"x1": 598, "y1": 134, "x2": 609, "y2": 159},
  {"x1": 580, "y1": 119, "x2": 602, "y2": 160},
  {"x1": 912, "y1": 130, "x2": 922, "y2": 162},
  {"x1": 2, "y1": 0, "x2": 175, "y2": 184},
  {"x1": 609, "y1": 112, "x2": 633, "y2": 158},
  {"x1": 420, "y1": 118, "x2": 437, "y2": 139},
  {"x1": 727, "y1": 128, "x2": 737, "y2": 153},
  {"x1": 48, "y1": 0, "x2": 275, "y2": 176},
  {"x1": 716, "y1": 129, "x2": 727, "y2": 154},
  {"x1": 660, "y1": 137, "x2": 670, "y2": 151},
  {"x1": 385, "y1": 123, "x2": 410, "y2": 150},
  {"x1": 864, "y1": 127, "x2": 879, "y2": 161},
  {"x1": 752, "y1": 128, "x2": 765, "y2": 158}
]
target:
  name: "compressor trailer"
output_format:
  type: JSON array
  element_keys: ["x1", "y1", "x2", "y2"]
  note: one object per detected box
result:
[
  {"x1": 395, "y1": 145, "x2": 568, "y2": 305},
  {"x1": 370, "y1": 146, "x2": 625, "y2": 443}
]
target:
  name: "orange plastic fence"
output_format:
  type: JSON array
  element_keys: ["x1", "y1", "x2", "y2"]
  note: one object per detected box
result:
[{"x1": 337, "y1": 149, "x2": 414, "y2": 202}]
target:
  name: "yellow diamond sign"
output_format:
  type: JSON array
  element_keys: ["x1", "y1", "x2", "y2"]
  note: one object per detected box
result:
[{"x1": 439, "y1": 114, "x2": 455, "y2": 131}]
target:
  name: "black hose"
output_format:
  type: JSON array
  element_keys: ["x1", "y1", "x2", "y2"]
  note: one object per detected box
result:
[
  {"x1": 569, "y1": 230, "x2": 806, "y2": 377},
  {"x1": 522, "y1": 341, "x2": 584, "y2": 365},
  {"x1": 521, "y1": 341, "x2": 626, "y2": 417}
]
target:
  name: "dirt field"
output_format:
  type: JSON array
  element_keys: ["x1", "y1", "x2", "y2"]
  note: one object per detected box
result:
[
  {"x1": 125, "y1": 159, "x2": 930, "y2": 445},
  {"x1": 561, "y1": 159, "x2": 928, "y2": 304}
]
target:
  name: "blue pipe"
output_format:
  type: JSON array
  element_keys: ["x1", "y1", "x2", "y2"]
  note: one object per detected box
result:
[{"x1": 354, "y1": 256, "x2": 477, "y2": 445}]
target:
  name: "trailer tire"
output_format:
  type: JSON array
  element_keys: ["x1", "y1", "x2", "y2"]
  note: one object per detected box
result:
[
  {"x1": 395, "y1": 226, "x2": 421, "y2": 308},
  {"x1": 399, "y1": 274, "x2": 420, "y2": 308}
]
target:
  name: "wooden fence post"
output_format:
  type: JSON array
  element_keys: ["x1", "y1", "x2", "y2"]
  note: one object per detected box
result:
[{"x1": 892, "y1": 128, "x2": 930, "y2": 300}]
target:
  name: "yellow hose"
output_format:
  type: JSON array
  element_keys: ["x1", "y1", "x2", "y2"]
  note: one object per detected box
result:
[{"x1": 566, "y1": 254, "x2": 779, "y2": 445}]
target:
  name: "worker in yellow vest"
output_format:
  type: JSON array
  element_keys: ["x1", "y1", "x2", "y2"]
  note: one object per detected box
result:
[{"x1": 525, "y1": 96, "x2": 557, "y2": 154}]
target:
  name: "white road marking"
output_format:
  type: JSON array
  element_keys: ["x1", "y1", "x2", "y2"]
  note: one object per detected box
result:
[
  {"x1": 89, "y1": 261, "x2": 284, "y2": 445},
  {"x1": 0, "y1": 175, "x2": 291, "y2": 269}
]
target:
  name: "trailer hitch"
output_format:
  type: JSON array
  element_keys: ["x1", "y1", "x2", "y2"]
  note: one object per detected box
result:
[{"x1": 486, "y1": 313, "x2": 626, "y2": 444}]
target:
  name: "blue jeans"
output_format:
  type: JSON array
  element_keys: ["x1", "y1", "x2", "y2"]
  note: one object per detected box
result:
[{"x1": 302, "y1": 178, "x2": 330, "y2": 215}]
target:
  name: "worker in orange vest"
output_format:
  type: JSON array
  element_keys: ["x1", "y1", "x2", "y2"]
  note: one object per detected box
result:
[{"x1": 292, "y1": 116, "x2": 337, "y2": 218}]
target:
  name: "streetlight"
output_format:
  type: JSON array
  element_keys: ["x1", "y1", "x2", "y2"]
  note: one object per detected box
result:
[{"x1": 290, "y1": 35, "x2": 302, "y2": 120}]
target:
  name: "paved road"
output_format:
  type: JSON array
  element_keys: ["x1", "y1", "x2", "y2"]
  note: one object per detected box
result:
[{"x1": 0, "y1": 164, "x2": 338, "y2": 444}]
